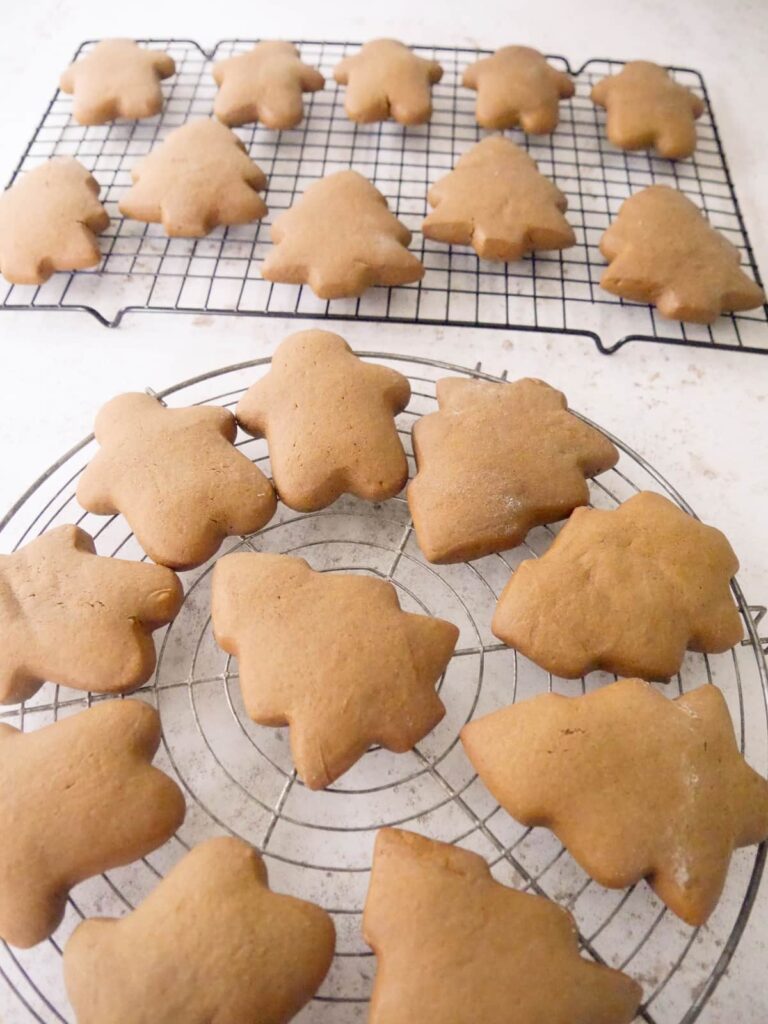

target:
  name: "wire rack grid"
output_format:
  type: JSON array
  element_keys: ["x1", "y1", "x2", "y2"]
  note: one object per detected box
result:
[
  {"x1": 1, "y1": 39, "x2": 766, "y2": 354},
  {"x1": 0, "y1": 353, "x2": 766, "y2": 1024}
]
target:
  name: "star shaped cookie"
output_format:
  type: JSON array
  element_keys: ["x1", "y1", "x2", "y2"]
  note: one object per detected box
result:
[
  {"x1": 462, "y1": 46, "x2": 574, "y2": 133},
  {"x1": 64, "y1": 836, "x2": 335, "y2": 1024},
  {"x1": 77, "y1": 392, "x2": 276, "y2": 570},
  {"x1": 492, "y1": 490, "x2": 743, "y2": 680},
  {"x1": 0, "y1": 524, "x2": 183, "y2": 704},
  {"x1": 364, "y1": 828, "x2": 642, "y2": 1024},
  {"x1": 236, "y1": 330, "x2": 410, "y2": 511},
  {"x1": 212, "y1": 552, "x2": 459, "y2": 789},
  {"x1": 0, "y1": 158, "x2": 109, "y2": 285},
  {"x1": 333, "y1": 39, "x2": 443, "y2": 124},
  {"x1": 60, "y1": 39, "x2": 175, "y2": 125},
  {"x1": 600, "y1": 185, "x2": 764, "y2": 323},
  {"x1": 462, "y1": 680, "x2": 768, "y2": 925},
  {"x1": 408, "y1": 377, "x2": 618, "y2": 563},
  {"x1": 213, "y1": 40, "x2": 325, "y2": 129},
  {"x1": 0, "y1": 700, "x2": 185, "y2": 947}
]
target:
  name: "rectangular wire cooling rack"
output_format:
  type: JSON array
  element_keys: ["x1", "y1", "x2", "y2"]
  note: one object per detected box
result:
[{"x1": 2, "y1": 38, "x2": 767, "y2": 354}]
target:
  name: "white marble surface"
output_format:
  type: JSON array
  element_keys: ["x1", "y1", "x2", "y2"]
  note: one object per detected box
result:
[{"x1": 0, "y1": 1, "x2": 766, "y2": 1022}]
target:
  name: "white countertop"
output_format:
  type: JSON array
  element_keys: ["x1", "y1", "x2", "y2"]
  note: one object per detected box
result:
[{"x1": 0, "y1": 1, "x2": 766, "y2": 1021}]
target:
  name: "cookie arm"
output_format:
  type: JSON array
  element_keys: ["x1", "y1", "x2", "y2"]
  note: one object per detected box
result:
[
  {"x1": 59, "y1": 63, "x2": 76, "y2": 93},
  {"x1": 332, "y1": 56, "x2": 353, "y2": 84},
  {"x1": 590, "y1": 76, "x2": 610, "y2": 107},
  {"x1": 148, "y1": 51, "x2": 176, "y2": 79},
  {"x1": 461, "y1": 60, "x2": 479, "y2": 90},
  {"x1": 299, "y1": 63, "x2": 325, "y2": 91}
]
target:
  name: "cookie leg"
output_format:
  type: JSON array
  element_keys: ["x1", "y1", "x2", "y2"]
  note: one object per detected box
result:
[
  {"x1": 520, "y1": 103, "x2": 559, "y2": 135},
  {"x1": 655, "y1": 119, "x2": 697, "y2": 160}
]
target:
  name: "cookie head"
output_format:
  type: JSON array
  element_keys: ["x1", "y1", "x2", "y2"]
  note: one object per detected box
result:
[{"x1": 333, "y1": 39, "x2": 443, "y2": 124}]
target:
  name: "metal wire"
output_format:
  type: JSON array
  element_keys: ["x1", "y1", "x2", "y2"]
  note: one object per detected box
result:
[
  {"x1": 1, "y1": 40, "x2": 766, "y2": 353},
  {"x1": 0, "y1": 353, "x2": 766, "y2": 1024}
]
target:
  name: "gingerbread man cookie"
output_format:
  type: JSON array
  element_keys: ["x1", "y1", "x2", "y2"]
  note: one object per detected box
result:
[
  {"x1": 212, "y1": 552, "x2": 458, "y2": 789},
  {"x1": 364, "y1": 828, "x2": 641, "y2": 1024},
  {"x1": 0, "y1": 158, "x2": 109, "y2": 285},
  {"x1": 333, "y1": 39, "x2": 443, "y2": 124},
  {"x1": 462, "y1": 680, "x2": 768, "y2": 925},
  {"x1": 0, "y1": 524, "x2": 183, "y2": 704},
  {"x1": 236, "y1": 330, "x2": 410, "y2": 510},
  {"x1": 77, "y1": 392, "x2": 276, "y2": 570},
  {"x1": 60, "y1": 39, "x2": 175, "y2": 125},
  {"x1": 408, "y1": 377, "x2": 618, "y2": 563},
  {"x1": 213, "y1": 40, "x2": 325, "y2": 129},
  {"x1": 0, "y1": 700, "x2": 185, "y2": 948},
  {"x1": 591, "y1": 61, "x2": 705, "y2": 159},
  {"x1": 64, "y1": 836, "x2": 335, "y2": 1024},
  {"x1": 492, "y1": 490, "x2": 743, "y2": 680},
  {"x1": 462, "y1": 46, "x2": 574, "y2": 133},
  {"x1": 119, "y1": 119, "x2": 268, "y2": 237}
]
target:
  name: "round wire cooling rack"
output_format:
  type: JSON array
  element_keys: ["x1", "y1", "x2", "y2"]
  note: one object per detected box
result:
[{"x1": 0, "y1": 353, "x2": 766, "y2": 1024}]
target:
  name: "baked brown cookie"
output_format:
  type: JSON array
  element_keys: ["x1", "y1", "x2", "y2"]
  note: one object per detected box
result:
[
  {"x1": 0, "y1": 158, "x2": 109, "y2": 285},
  {"x1": 364, "y1": 828, "x2": 642, "y2": 1024},
  {"x1": 600, "y1": 185, "x2": 764, "y2": 322},
  {"x1": 261, "y1": 169, "x2": 424, "y2": 298},
  {"x1": 212, "y1": 552, "x2": 458, "y2": 789},
  {"x1": 0, "y1": 700, "x2": 185, "y2": 948},
  {"x1": 462, "y1": 680, "x2": 768, "y2": 925},
  {"x1": 236, "y1": 330, "x2": 410, "y2": 511},
  {"x1": 591, "y1": 61, "x2": 705, "y2": 159},
  {"x1": 64, "y1": 836, "x2": 335, "y2": 1024},
  {"x1": 77, "y1": 392, "x2": 276, "y2": 570},
  {"x1": 333, "y1": 39, "x2": 443, "y2": 124},
  {"x1": 423, "y1": 136, "x2": 575, "y2": 260},
  {"x1": 213, "y1": 40, "x2": 325, "y2": 129},
  {"x1": 408, "y1": 377, "x2": 618, "y2": 563},
  {"x1": 60, "y1": 39, "x2": 175, "y2": 125},
  {"x1": 492, "y1": 490, "x2": 743, "y2": 680},
  {"x1": 0, "y1": 524, "x2": 183, "y2": 704},
  {"x1": 462, "y1": 46, "x2": 574, "y2": 133},
  {"x1": 119, "y1": 118, "x2": 268, "y2": 236}
]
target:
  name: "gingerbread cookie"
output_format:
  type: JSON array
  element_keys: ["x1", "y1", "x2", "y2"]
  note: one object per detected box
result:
[
  {"x1": 119, "y1": 118, "x2": 268, "y2": 237},
  {"x1": 492, "y1": 490, "x2": 742, "y2": 680},
  {"x1": 60, "y1": 39, "x2": 175, "y2": 125},
  {"x1": 212, "y1": 552, "x2": 458, "y2": 789},
  {"x1": 0, "y1": 524, "x2": 183, "y2": 705},
  {"x1": 213, "y1": 40, "x2": 325, "y2": 129},
  {"x1": 423, "y1": 137, "x2": 575, "y2": 260},
  {"x1": 236, "y1": 330, "x2": 410, "y2": 510},
  {"x1": 64, "y1": 836, "x2": 335, "y2": 1024},
  {"x1": 0, "y1": 700, "x2": 184, "y2": 948},
  {"x1": 600, "y1": 185, "x2": 764, "y2": 322},
  {"x1": 0, "y1": 158, "x2": 109, "y2": 285},
  {"x1": 77, "y1": 392, "x2": 276, "y2": 570},
  {"x1": 364, "y1": 828, "x2": 641, "y2": 1024},
  {"x1": 462, "y1": 680, "x2": 768, "y2": 925},
  {"x1": 261, "y1": 170, "x2": 423, "y2": 298},
  {"x1": 408, "y1": 377, "x2": 618, "y2": 563},
  {"x1": 333, "y1": 39, "x2": 443, "y2": 125},
  {"x1": 462, "y1": 46, "x2": 574, "y2": 133},
  {"x1": 591, "y1": 61, "x2": 705, "y2": 159}
]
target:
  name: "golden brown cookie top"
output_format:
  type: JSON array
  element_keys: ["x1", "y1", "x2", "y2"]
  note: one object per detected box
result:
[
  {"x1": 60, "y1": 39, "x2": 175, "y2": 125},
  {"x1": 462, "y1": 680, "x2": 768, "y2": 925},
  {"x1": 64, "y1": 836, "x2": 335, "y2": 1024},
  {"x1": 363, "y1": 828, "x2": 642, "y2": 1024},
  {"x1": 591, "y1": 60, "x2": 705, "y2": 159},
  {"x1": 213, "y1": 40, "x2": 325, "y2": 129},
  {"x1": 0, "y1": 700, "x2": 185, "y2": 948},
  {"x1": 408, "y1": 376, "x2": 618, "y2": 563},
  {"x1": 119, "y1": 118, "x2": 268, "y2": 237},
  {"x1": 600, "y1": 185, "x2": 765, "y2": 323},
  {"x1": 492, "y1": 489, "x2": 743, "y2": 680},
  {"x1": 212, "y1": 552, "x2": 458, "y2": 789},
  {"x1": 333, "y1": 39, "x2": 443, "y2": 124},
  {"x1": 0, "y1": 158, "x2": 109, "y2": 285},
  {"x1": 462, "y1": 45, "x2": 574, "y2": 133}
]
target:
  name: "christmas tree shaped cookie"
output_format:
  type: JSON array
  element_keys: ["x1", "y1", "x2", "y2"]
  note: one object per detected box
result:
[
  {"x1": 423, "y1": 136, "x2": 576, "y2": 261},
  {"x1": 261, "y1": 170, "x2": 424, "y2": 298},
  {"x1": 0, "y1": 158, "x2": 109, "y2": 284},
  {"x1": 333, "y1": 39, "x2": 443, "y2": 124},
  {"x1": 119, "y1": 119, "x2": 268, "y2": 237}
]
